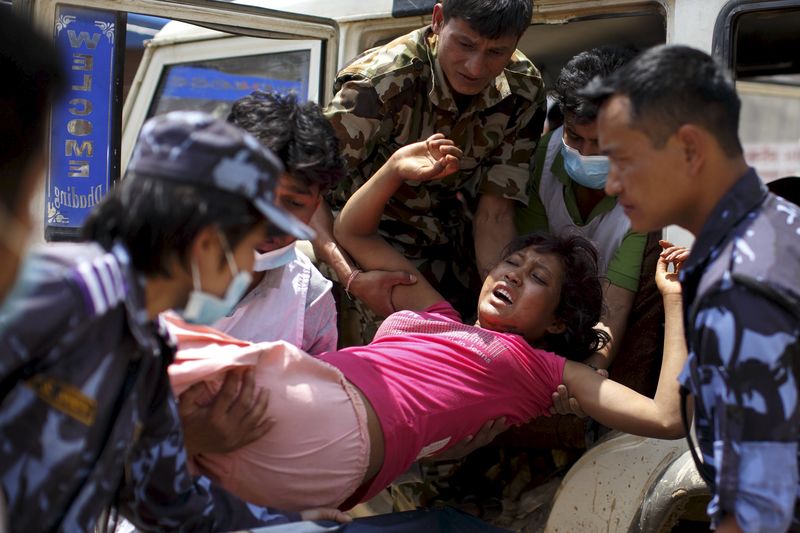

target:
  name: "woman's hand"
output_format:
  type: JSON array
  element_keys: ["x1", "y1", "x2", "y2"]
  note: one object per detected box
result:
[
  {"x1": 390, "y1": 133, "x2": 462, "y2": 183},
  {"x1": 656, "y1": 240, "x2": 689, "y2": 297}
]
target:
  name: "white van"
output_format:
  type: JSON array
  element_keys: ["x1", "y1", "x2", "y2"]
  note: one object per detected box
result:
[{"x1": 23, "y1": 0, "x2": 800, "y2": 529}]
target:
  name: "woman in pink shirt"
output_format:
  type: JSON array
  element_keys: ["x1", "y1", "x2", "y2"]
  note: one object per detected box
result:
[{"x1": 168, "y1": 135, "x2": 688, "y2": 512}]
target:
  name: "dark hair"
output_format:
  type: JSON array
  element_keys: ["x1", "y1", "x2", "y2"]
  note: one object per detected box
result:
[
  {"x1": 581, "y1": 44, "x2": 743, "y2": 156},
  {"x1": 227, "y1": 91, "x2": 344, "y2": 193},
  {"x1": 553, "y1": 46, "x2": 637, "y2": 124},
  {"x1": 768, "y1": 176, "x2": 800, "y2": 206},
  {"x1": 82, "y1": 173, "x2": 262, "y2": 276},
  {"x1": 545, "y1": 101, "x2": 564, "y2": 132},
  {"x1": 503, "y1": 231, "x2": 609, "y2": 361},
  {"x1": 441, "y1": 0, "x2": 531, "y2": 40},
  {"x1": 0, "y1": 9, "x2": 66, "y2": 210}
]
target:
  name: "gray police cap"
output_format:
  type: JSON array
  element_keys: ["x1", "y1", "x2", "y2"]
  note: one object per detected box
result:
[{"x1": 127, "y1": 111, "x2": 315, "y2": 241}]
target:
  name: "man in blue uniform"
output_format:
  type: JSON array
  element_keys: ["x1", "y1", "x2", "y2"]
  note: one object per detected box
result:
[
  {"x1": 586, "y1": 45, "x2": 800, "y2": 532},
  {"x1": 0, "y1": 112, "x2": 348, "y2": 531}
]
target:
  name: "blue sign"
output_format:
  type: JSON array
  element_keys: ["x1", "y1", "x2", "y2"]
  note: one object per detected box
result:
[
  {"x1": 47, "y1": 6, "x2": 119, "y2": 234},
  {"x1": 160, "y1": 66, "x2": 306, "y2": 103}
]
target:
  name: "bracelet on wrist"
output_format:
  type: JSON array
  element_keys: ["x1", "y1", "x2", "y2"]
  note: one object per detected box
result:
[{"x1": 344, "y1": 269, "x2": 362, "y2": 300}]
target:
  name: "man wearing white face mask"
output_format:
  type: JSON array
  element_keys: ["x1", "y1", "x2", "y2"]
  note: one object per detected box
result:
[
  {"x1": 515, "y1": 46, "x2": 650, "y2": 388},
  {"x1": 209, "y1": 91, "x2": 344, "y2": 354}
]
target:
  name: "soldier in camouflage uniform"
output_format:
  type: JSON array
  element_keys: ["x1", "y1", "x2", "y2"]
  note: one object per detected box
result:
[
  {"x1": 587, "y1": 46, "x2": 800, "y2": 532},
  {"x1": 314, "y1": 0, "x2": 546, "y2": 344},
  {"x1": 0, "y1": 113, "x2": 347, "y2": 532}
]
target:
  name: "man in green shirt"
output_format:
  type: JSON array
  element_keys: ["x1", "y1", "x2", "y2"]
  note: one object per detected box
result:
[{"x1": 516, "y1": 46, "x2": 645, "y2": 374}]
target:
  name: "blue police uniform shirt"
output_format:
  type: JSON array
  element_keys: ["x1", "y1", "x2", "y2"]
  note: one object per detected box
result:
[
  {"x1": 678, "y1": 168, "x2": 800, "y2": 532},
  {"x1": 0, "y1": 241, "x2": 299, "y2": 532}
]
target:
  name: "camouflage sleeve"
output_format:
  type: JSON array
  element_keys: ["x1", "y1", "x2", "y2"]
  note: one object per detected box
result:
[
  {"x1": 324, "y1": 78, "x2": 387, "y2": 210},
  {"x1": 118, "y1": 368, "x2": 300, "y2": 531},
  {"x1": 692, "y1": 286, "x2": 799, "y2": 532},
  {"x1": 478, "y1": 94, "x2": 546, "y2": 205}
]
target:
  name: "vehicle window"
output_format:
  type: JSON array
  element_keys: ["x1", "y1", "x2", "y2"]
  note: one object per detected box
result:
[
  {"x1": 42, "y1": 2, "x2": 329, "y2": 241},
  {"x1": 519, "y1": 13, "x2": 666, "y2": 88},
  {"x1": 732, "y1": 8, "x2": 800, "y2": 182},
  {"x1": 148, "y1": 49, "x2": 312, "y2": 118},
  {"x1": 120, "y1": 21, "x2": 323, "y2": 180}
]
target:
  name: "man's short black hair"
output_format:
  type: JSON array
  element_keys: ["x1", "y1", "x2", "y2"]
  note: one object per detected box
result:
[
  {"x1": 581, "y1": 44, "x2": 743, "y2": 157},
  {"x1": 228, "y1": 91, "x2": 344, "y2": 193},
  {"x1": 0, "y1": 8, "x2": 65, "y2": 210},
  {"x1": 441, "y1": 0, "x2": 532, "y2": 40},
  {"x1": 553, "y1": 45, "x2": 637, "y2": 124}
]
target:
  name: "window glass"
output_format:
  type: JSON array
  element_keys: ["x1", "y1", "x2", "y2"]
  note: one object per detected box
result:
[
  {"x1": 520, "y1": 13, "x2": 665, "y2": 88},
  {"x1": 734, "y1": 8, "x2": 800, "y2": 182},
  {"x1": 148, "y1": 50, "x2": 312, "y2": 118}
]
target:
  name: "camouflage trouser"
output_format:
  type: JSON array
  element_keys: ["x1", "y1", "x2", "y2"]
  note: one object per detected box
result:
[{"x1": 323, "y1": 251, "x2": 482, "y2": 347}]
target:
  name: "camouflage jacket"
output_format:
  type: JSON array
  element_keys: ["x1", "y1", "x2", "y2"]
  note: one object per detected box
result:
[
  {"x1": 678, "y1": 169, "x2": 800, "y2": 532},
  {"x1": 0, "y1": 242, "x2": 298, "y2": 532},
  {"x1": 324, "y1": 26, "x2": 546, "y2": 257}
]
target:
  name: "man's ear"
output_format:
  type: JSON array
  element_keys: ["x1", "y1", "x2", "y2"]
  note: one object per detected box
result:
[
  {"x1": 676, "y1": 124, "x2": 706, "y2": 177},
  {"x1": 190, "y1": 225, "x2": 222, "y2": 273},
  {"x1": 431, "y1": 3, "x2": 445, "y2": 34}
]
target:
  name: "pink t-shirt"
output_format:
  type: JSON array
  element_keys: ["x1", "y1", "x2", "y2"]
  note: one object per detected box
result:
[{"x1": 318, "y1": 301, "x2": 566, "y2": 502}]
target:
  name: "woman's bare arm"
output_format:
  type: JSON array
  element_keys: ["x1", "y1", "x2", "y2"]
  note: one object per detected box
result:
[
  {"x1": 333, "y1": 134, "x2": 461, "y2": 312},
  {"x1": 562, "y1": 242, "x2": 689, "y2": 439}
]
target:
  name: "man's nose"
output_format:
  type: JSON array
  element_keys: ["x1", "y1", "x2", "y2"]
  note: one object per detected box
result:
[
  {"x1": 581, "y1": 141, "x2": 601, "y2": 157},
  {"x1": 464, "y1": 53, "x2": 484, "y2": 77}
]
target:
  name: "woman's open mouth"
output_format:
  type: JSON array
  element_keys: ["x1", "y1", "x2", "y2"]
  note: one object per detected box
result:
[{"x1": 492, "y1": 287, "x2": 513, "y2": 305}]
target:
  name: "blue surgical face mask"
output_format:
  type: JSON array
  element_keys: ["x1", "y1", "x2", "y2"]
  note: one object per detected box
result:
[
  {"x1": 253, "y1": 242, "x2": 297, "y2": 272},
  {"x1": 560, "y1": 137, "x2": 610, "y2": 190},
  {"x1": 181, "y1": 231, "x2": 252, "y2": 325}
]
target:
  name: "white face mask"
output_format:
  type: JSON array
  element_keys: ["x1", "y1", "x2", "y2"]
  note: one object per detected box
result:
[
  {"x1": 253, "y1": 242, "x2": 297, "y2": 272},
  {"x1": 181, "y1": 231, "x2": 252, "y2": 325}
]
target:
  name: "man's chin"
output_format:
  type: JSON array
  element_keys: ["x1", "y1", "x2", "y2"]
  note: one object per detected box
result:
[{"x1": 452, "y1": 83, "x2": 484, "y2": 97}]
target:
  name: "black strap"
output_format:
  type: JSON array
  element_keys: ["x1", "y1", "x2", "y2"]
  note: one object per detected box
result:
[{"x1": 680, "y1": 386, "x2": 714, "y2": 486}]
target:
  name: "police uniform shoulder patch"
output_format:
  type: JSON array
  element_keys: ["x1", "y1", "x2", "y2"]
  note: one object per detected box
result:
[{"x1": 25, "y1": 374, "x2": 97, "y2": 426}]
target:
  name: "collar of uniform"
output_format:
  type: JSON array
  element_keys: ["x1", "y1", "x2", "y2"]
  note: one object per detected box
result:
[
  {"x1": 681, "y1": 167, "x2": 767, "y2": 281},
  {"x1": 425, "y1": 28, "x2": 513, "y2": 115},
  {"x1": 111, "y1": 242, "x2": 165, "y2": 357}
]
